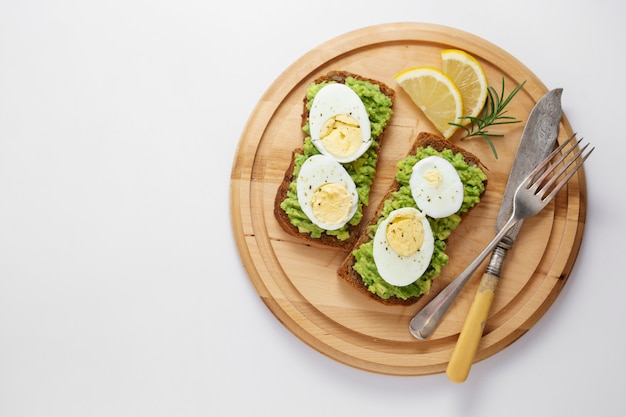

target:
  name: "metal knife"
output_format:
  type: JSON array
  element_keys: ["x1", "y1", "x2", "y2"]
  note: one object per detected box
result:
[
  {"x1": 446, "y1": 88, "x2": 563, "y2": 383},
  {"x1": 409, "y1": 88, "x2": 563, "y2": 342}
]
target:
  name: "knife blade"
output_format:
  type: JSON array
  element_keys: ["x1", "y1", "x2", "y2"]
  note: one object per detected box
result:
[{"x1": 446, "y1": 88, "x2": 563, "y2": 383}]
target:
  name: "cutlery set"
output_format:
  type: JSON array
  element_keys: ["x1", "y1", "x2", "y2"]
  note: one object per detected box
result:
[{"x1": 408, "y1": 89, "x2": 594, "y2": 382}]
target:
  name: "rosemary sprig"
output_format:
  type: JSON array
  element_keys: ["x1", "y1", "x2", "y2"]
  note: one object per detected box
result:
[{"x1": 450, "y1": 78, "x2": 526, "y2": 159}]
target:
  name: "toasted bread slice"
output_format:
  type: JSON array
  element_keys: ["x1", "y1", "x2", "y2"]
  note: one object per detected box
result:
[
  {"x1": 337, "y1": 132, "x2": 488, "y2": 305},
  {"x1": 274, "y1": 71, "x2": 395, "y2": 250}
]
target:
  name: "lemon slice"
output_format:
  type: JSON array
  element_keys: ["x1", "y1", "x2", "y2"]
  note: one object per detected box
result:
[
  {"x1": 441, "y1": 49, "x2": 488, "y2": 125},
  {"x1": 394, "y1": 67, "x2": 463, "y2": 139}
]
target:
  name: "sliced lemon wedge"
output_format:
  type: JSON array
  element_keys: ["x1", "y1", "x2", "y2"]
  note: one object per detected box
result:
[
  {"x1": 441, "y1": 49, "x2": 488, "y2": 125},
  {"x1": 394, "y1": 66, "x2": 463, "y2": 139}
]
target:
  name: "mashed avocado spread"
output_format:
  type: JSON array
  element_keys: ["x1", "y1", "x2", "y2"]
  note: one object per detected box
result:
[
  {"x1": 352, "y1": 146, "x2": 487, "y2": 300},
  {"x1": 280, "y1": 77, "x2": 394, "y2": 240}
]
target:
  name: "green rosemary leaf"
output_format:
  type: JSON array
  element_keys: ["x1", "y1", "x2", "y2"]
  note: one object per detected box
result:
[{"x1": 452, "y1": 78, "x2": 526, "y2": 159}]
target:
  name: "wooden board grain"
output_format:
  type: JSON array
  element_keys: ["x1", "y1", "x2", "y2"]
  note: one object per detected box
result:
[{"x1": 230, "y1": 22, "x2": 587, "y2": 376}]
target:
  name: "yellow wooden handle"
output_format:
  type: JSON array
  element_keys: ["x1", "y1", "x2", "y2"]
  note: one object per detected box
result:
[{"x1": 446, "y1": 273, "x2": 499, "y2": 383}]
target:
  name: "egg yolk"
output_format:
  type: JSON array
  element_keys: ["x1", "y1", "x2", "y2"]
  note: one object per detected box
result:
[
  {"x1": 386, "y1": 214, "x2": 425, "y2": 257},
  {"x1": 423, "y1": 168, "x2": 443, "y2": 186},
  {"x1": 319, "y1": 114, "x2": 362, "y2": 159},
  {"x1": 311, "y1": 183, "x2": 353, "y2": 226}
]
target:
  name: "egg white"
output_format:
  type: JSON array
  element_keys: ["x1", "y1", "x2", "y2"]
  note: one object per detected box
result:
[
  {"x1": 308, "y1": 83, "x2": 372, "y2": 163},
  {"x1": 296, "y1": 154, "x2": 359, "y2": 230},
  {"x1": 373, "y1": 207, "x2": 435, "y2": 287},
  {"x1": 409, "y1": 155, "x2": 464, "y2": 218}
]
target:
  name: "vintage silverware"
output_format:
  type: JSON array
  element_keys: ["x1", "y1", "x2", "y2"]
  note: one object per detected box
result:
[
  {"x1": 409, "y1": 89, "x2": 564, "y2": 340},
  {"x1": 445, "y1": 134, "x2": 593, "y2": 382}
]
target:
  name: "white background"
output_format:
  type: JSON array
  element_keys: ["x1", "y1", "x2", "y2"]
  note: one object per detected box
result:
[{"x1": 1, "y1": 1, "x2": 625, "y2": 416}]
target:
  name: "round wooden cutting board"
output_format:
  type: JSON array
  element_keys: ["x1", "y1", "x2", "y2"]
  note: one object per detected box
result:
[{"x1": 230, "y1": 22, "x2": 586, "y2": 376}]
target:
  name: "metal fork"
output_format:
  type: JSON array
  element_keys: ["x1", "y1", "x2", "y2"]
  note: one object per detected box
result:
[{"x1": 409, "y1": 134, "x2": 594, "y2": 339}]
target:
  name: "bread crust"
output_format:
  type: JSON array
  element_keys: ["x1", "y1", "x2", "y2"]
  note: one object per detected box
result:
[
  {"x1": 273, "y1": 71, "x2": 395, "y2": 250},
  {"x1": 337, "y1": 132, "x2": 488, "y2": 306}
]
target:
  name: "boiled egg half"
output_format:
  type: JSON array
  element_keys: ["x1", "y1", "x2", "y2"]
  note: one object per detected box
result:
[
  {"x1": 308, "y1": 83, "x2": 372, "y2": 163},
  {"x1": 409, "y1": 156, "x2": 464, "y2": 218},
  {"x1": 296, "y1": 154, "x2": 359, "y2": 230},
  {"x1": 373, "y1": 207, "x2": 435, "y2": 286}
]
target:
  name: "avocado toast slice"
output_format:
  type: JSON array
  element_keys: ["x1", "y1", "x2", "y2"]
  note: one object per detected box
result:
[
  {"x1": 274, "y1": 71, "x2": 395, "y2": 250},
  {"x1": 337, "y1": 132, "x2": 488, "y2": 305}
]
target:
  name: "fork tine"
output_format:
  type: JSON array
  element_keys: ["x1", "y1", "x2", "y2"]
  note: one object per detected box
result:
[
  {"x1": 545, "y1": 137, "x2": 584, "y2": 174},
  {"x1": 526, "y1": 134, "x2": 578, "y2": 193},
  {"x1": 538, "y1": 143, "x2": 594, "y2": 202},
  {"x1": 536, "y1": 141, "x2": 588, "y2": 198}
]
